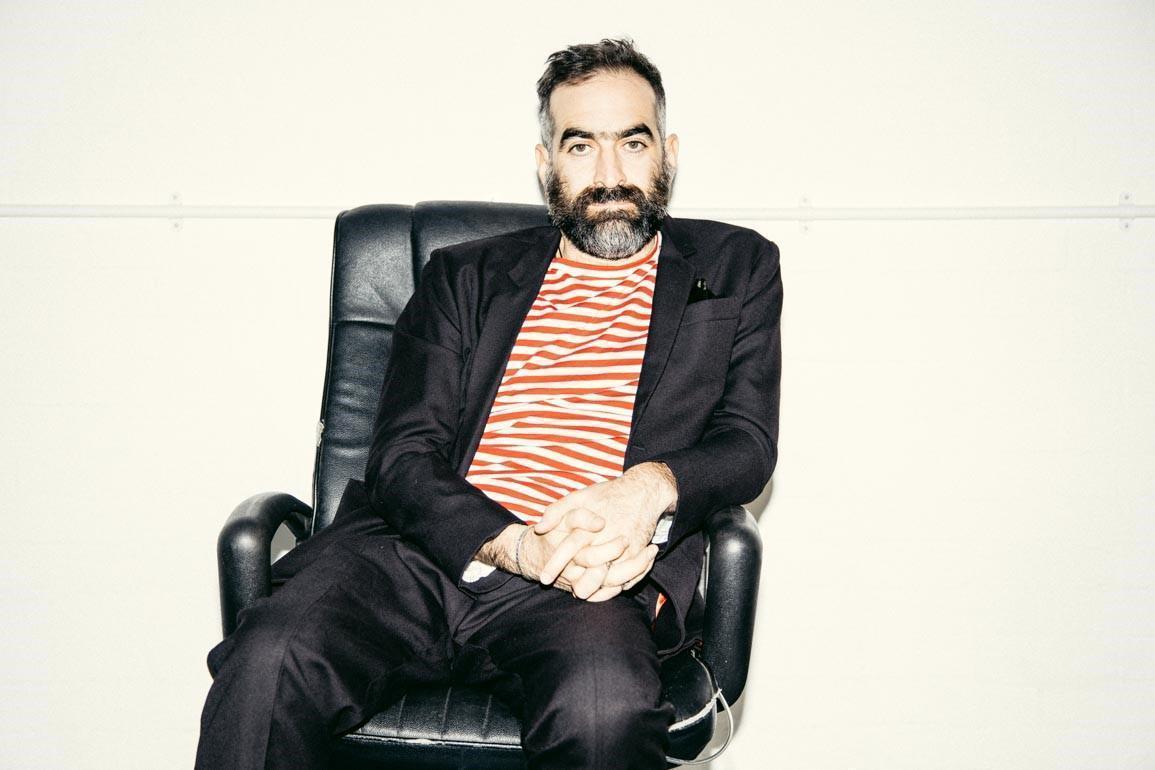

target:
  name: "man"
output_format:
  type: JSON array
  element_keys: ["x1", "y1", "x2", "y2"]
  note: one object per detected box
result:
[{"x1": 196, "y1": 38, "x2": 781, "y2": 770}]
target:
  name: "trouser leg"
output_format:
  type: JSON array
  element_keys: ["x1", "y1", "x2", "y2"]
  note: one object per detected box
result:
[
  {"x1": 465, "y1": 584, "x2": 674, "y2": 770},
  {"x1": 195, "y1": 510, "x2": 468, "y2": 770}
]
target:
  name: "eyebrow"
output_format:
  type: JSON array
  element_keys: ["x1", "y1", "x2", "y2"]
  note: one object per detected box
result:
[{"x1": 558, "y1": 123, "x2": 655, "y2": 146}]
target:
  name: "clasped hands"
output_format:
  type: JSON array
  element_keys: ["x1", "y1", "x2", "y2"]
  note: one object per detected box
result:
[{"x1": 506, "y1": 462, "x2": 677, "y2": 602}]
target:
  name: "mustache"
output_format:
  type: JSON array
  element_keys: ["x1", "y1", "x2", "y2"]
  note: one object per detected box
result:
[{"x1": 575, "y1": 183, "x2": 648, "y2": 209}]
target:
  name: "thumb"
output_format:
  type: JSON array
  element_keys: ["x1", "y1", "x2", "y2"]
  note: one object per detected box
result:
[{"x1": 534, "y1": 502, "x2": 565, "y2": 534}]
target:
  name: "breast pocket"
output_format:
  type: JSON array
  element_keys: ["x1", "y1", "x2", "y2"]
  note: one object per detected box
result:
[
  {"x1": 672, "y1": 296, "x2": 742, "y2": 374},
  {"x1": 680, "y1": 296, "x2": 741, "y2": 326}
]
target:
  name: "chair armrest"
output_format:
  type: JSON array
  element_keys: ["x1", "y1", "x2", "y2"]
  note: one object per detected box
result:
[
  {"x1": 218, "y1": 492, "x2": 313, "y2": 636},
  {"x1": 701, "y1": 504, "x2": 762, "y2": 704}
]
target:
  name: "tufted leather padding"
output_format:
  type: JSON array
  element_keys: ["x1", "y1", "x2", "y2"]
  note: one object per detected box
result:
[
  {"x1": 217, "y1": 202, "x2": 762, "y2": 768},
  {"x1": 312, "y1": 202, "x2": 550, "y2": 531}
]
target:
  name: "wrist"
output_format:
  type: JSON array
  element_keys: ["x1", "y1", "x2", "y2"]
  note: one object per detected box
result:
[
  {"x1": 626, "y1": 462, "x2": 678, "y2": 514},
  {"x1": 477, "y1": 523, "x2": 528, "y2": 574}
]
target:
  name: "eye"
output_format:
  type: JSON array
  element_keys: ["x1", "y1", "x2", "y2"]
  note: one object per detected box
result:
[{"x1": 567, "y1": 142, "x2": 592, "y2": 155}]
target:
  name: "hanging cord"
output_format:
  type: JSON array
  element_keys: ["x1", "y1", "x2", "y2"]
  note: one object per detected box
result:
[{"x1": 665, "y1": 652, "x2": 736, "y2": 766}]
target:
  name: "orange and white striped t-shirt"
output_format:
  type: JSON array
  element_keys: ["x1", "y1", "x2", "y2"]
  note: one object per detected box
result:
[{"x1": 465, "y1": 234, "x2": 660, "y2": 521}]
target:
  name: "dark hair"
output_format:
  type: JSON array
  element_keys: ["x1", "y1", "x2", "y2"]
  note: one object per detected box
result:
[{"x1": 536, "y1": 38, "x2": 666, "y2": 147}]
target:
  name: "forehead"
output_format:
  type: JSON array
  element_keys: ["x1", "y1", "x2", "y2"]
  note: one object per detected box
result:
[{"x1": 548, "y1": 70, "x2": 659, "y2": 139}]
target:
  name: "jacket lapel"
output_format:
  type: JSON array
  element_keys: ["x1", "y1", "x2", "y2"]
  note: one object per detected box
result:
[{"x1": 631, "y1": 219, "x2": 696, "y2": 435}]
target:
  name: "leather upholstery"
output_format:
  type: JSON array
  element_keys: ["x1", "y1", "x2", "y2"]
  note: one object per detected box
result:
[
  {"x1": 312, "y1": 202, "x2": 550, "y2": 531},
  {"x1": 217, "y1": 202, "x2": 762, "y2": 766}
]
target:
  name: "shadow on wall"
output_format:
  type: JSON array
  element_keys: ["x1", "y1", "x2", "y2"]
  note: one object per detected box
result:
[{"x1": 747, "y1": 477, "x2": 774, "y2": 523}]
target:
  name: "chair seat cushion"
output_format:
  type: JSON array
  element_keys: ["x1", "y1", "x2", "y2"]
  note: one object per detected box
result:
[{"x1": 333, "y1": 647, "x2": 716, "y2": 768}]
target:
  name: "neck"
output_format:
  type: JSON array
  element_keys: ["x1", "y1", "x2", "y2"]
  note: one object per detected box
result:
[{"x1": 558, "y1": 234, "x2": 659, "y2": 266}]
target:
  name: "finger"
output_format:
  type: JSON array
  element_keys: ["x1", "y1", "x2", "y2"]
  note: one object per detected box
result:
[
  {"x1": 605, "y1": 544, "x2": 651, "y2": 581},
  {"x1": 533, "y1": 503, "x2": 566, "y2": 534},
  {"x1": 562, "y1": 506, "x2": 605, "y2": 535},
  {"x1": 584, "y1": 583, "x2": 624, "y2": 603},
  {"x1": 535, "y1": 504, "x2": 603, "y2": 536},
  {"x1": 604, "y1": 544, "x2": 658, "y2": 588},
  {"x1": 622, "y1": 564, "x2": 654, "y2": 591},
  {"x1": 553, "y1": 563, "x2": 586, "y2": 593},
  {"x1": 572, "y1": 563, "x2": 608, "y2": 600},
  {"x1": 570, "y1": 536, "x2": 627, "y2": 568},
  {"x1": 538, "y1": 528, "x2": 595, "y2": 585}
]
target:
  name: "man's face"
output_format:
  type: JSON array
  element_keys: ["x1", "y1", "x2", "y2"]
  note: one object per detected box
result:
[{"x1": 536, "y1": 70, "x2": 679, "y2": 260}]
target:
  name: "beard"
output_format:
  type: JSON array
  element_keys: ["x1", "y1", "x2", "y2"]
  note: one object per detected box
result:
[{"x1": 545, "y1": 158, "x2": 674, "y2": 261}]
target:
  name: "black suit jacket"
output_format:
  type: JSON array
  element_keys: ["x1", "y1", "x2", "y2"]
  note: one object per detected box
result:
[{"x1": 361, "y1": 215, "x2": 782, "y2": 653}]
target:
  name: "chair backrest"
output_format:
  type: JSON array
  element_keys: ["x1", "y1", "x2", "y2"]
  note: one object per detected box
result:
[{"x1": 311, "y1": 201, "x2": 550, "y2": 531}]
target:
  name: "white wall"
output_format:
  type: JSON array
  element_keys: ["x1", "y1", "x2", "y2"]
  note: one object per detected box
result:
[{"x1": 1, "y1": 1, "x2": 1153, "y2": 768}]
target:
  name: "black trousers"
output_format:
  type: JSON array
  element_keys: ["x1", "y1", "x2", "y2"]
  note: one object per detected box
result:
[{"x1": 195, "y1": 505, "x2": 674, "y2": 769}]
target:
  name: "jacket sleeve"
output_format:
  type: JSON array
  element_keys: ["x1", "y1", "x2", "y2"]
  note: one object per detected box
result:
[
  {"x1": 649, "y1": 236, "x2": 782, "y2": 550},
  {"x1": 363, "y1": 249, "x2": 519, "y2": 592}
]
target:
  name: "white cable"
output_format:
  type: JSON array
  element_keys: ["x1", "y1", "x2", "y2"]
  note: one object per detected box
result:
[{"x1": 666, "y1": 657, "x2": 736, "y2": 766}]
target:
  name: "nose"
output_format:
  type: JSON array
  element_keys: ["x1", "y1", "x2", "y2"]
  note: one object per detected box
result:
[{"x1": 594, "y1": 146, "x2": 626, "y2": 188}]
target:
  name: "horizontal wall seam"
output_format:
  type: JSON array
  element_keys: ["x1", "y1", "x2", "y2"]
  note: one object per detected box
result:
[{"x1": 0, "y1": 204, "x2": 1151, "y2": 222}]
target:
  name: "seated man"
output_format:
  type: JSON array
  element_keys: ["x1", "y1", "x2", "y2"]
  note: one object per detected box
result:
[{"x1": 195, "y1": 38, "x2": 782, "y2": 770}]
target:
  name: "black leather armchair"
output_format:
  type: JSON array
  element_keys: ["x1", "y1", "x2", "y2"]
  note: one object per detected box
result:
[{"x1": 216, "y1": 202, "x2": 762, "y2": 768}]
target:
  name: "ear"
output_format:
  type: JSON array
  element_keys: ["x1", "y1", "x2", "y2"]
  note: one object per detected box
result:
[
  {"x1": 535, "y1": 143, "x2": 551, "y2": 188},
  {"x1": 663, "y1": 133, "x2": 680, "y2": 171}
]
